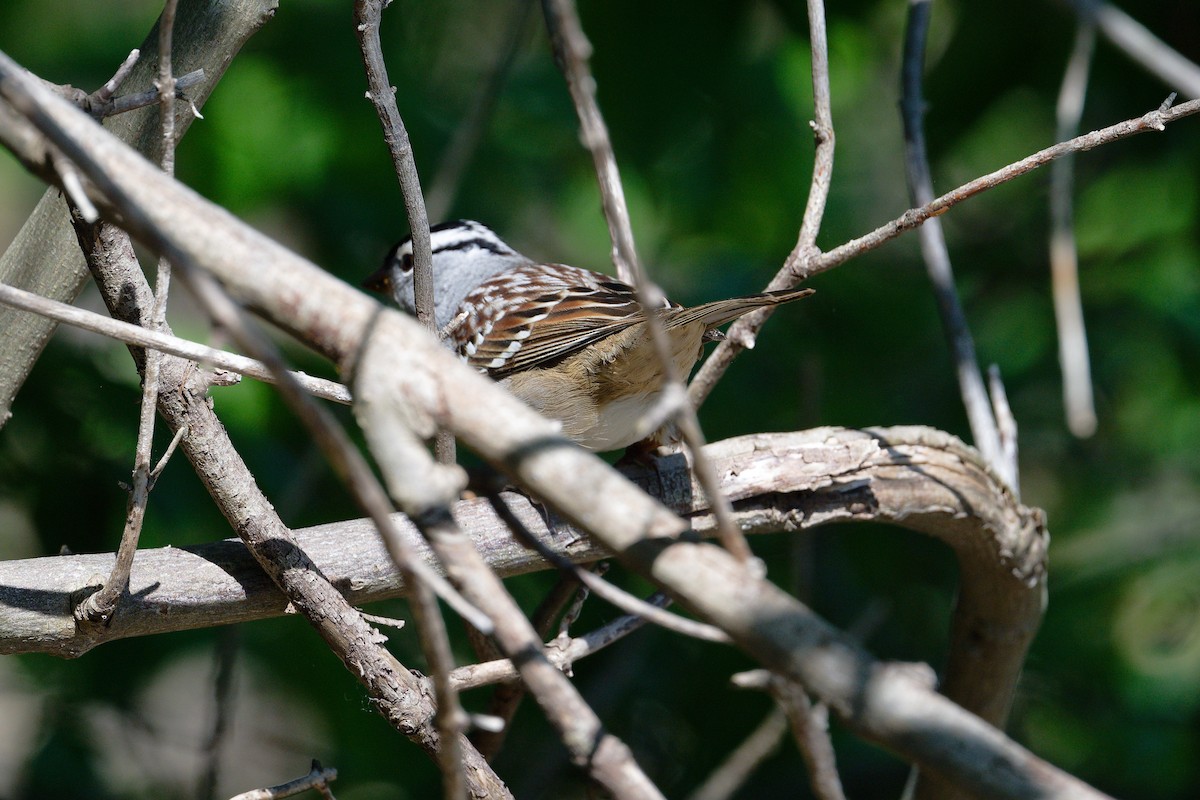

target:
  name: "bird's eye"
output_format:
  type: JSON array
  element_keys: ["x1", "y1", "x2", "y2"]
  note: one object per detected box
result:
[{"x1": 399, "y1": 253, "x2": 414, "y2": 274}]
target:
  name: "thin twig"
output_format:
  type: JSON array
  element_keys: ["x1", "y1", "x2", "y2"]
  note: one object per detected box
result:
[
  {"x1": 0, "y1": 280, "x2": 352, "y2": 403},
  {"x1": 473, "y1": 567, "x2": 587, "y2": 760},
  {"x1": 730, "y1": 671, "x2": 846, "y2": 800},
  {"x1": 353, "y1": 6, "x2": 469, "y2": 794},
  {"x1": 540, "y1": 0, "x2": 636, "y2": 285},
  {"x1": 689, "y1": 0, "x2": 835, "y2": 408},
  {"x1": 541, "y1": 0, "x2": 754, "y2": 567},
  {"x1": 531, "y1": 573, "x2": 586, "y2": 638},
  {"x1": 685, "y1": 708, "x2": 789, "y2": 800},
  {"x1": 150, "y1": 422, "x2": 187, "y2": 481},
  {"x1": 1051, "y1": 21, "x2": 1098, "y2": 438},
  {"x1": 93, "y1": 49, "x2": 141, "y2": 105},
  {"x1": 775, "y1": 685, "x2": 845, "y2": 800},
  {"x1": 354, "y1": 0, "x2": 454, "y2": 464},
  {"x1": 227, "y1": 761, "x2": 338, "y2": 800},
  {"x1": 106, "y1": 69, "x2": 204, "y2": 117},
  {"x1": 425, "y1": 0, "x2": 535, "y2": 220},
  {"x1": 487, "y1": 492, "x2": 731, "y2": 643},
  {"x1": 790, "y1": 0, "x2": 836, "y2": 266},
  {"x1": 358, "y1": 611, "x2": 407, "y2": 630},
  {"x1": 899, "y1": 0, "x2": 1010, "y2": 486},
  {"x1": 450, "y1": 601, "x2": 655, "y2": 691},
  {"x1": 74, "y1": 0, "x2": 181, "y2": 628},
  {"x1": 802, "y1": 98, "x2": 1200, "y2": 275},
  {"x1": 553, "y1": 568, "x2": 597, "y2": 639},
  {"x1": 156, "y1": 0, "x2": 179, "y2": 176},
  {"x1": 54, "y1": 155, "x2": 98, "y2": 222},
  {"x1": 988, "y1": 364, "x2": 1019, "y2": 498}
]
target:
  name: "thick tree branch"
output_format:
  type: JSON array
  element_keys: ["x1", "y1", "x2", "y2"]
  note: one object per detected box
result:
[{"x1": 1, "y1": 425, "x2": 1043, "y2": 732}]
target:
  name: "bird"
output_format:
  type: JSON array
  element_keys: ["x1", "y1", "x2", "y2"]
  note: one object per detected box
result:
[{"x1": 363, "y1": 220, "x2": 813, "y2": 451}]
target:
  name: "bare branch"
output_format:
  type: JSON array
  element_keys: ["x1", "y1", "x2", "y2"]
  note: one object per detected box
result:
[
  {"x1": 356, "y1": 354, "x2": 665, "y2": 798},
  {"x1": 487, "y1": 492, "x2": 731, "y2": 644},
  {"x1": 451, "y1": 603, "x2": 653, "y2": 691},
  {"x1": 988, "y1": 365, "x2": 1020, "y2": 497},
  {"x1": 3, "y1": 425, "x2": 1043, "y2": 729},
  {"x1": 689, "y1": 0, "x2": 835, "y2": 407},
  {"x1": 74, "y1": 0, "x2": 183, "y2": 629},
  {"x1": 0, "y1": 280, "x2": 351, "y2": 402},
  {"x1": 470, "y1": 567, "x2": 586, "y2": 760},
  {"x1": 540, "y1": 0, "x2": 637, "y2": 284},
  {"x1": 0, "y1": 61, "x2": 1126, "y2": 796},
  {"x1": 353, "y1": 0, "x2": 434, "y2": 332},
  {"x1": 93, "y1": 48, "x2": 142, "y2": 105},
  {"x1": 181, "y1": 264, "x2": 477, "y2": 800},
  {"x1": 686, "y1": 708, "x2": 788, "y2": 800},
  {"x1": 805, "y1": 98, "x2": 1200, "y2": 278},
  {"x1": 541, "y1": 0, "x2": 753, "y2": 566},
  {"x1": 227, "y1": 762, "x2": 338, "y2": 800},
  {"x1": 65, "y1": 214, "x2": 507, "y2": 795},
  {"x1": 1051, "y1": 21, "x2": 1099, "y2": 438},
  {"x1": 900, "y1": 0, "x2": 1010, "y2": 488},
  {"x1": 105, "y1": 69, "x2": 204, "y2": 117},
  {"x1": 354, "y1": 0, "x2": 454, "y2": 464},
  {"x1": 731, "y1": 671, "x2": 846, "y2": 800}
]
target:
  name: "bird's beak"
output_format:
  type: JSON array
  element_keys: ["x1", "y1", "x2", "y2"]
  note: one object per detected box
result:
[{"x1": 362, "y1": 267, "x2": 393, "y2": 295}]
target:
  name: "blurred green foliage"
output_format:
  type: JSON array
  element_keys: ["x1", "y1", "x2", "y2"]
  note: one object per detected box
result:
[{"x1": 1, "y1": 0, "x2": 1199, "y2": 797}]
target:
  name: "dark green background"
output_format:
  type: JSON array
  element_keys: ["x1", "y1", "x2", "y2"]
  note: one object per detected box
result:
[{"x1": 1, "y1": 0, "x2": 1199, "y2": 797}]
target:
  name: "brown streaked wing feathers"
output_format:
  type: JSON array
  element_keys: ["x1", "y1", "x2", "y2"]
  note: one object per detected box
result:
[{"x1": 460, "y1": 264, "x2": 812, "y2": 378}]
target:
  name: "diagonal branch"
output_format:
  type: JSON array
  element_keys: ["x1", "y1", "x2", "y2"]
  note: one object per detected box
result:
[{"x1": 541, "y1": 0, "x2": 753, "y2": 566}]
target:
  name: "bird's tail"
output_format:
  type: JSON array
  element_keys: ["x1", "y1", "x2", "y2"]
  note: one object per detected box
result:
[{"x1": 664, "y1": 286, "x2": 814, "y2": 330}]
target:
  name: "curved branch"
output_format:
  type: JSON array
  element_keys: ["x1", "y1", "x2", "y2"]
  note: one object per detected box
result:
[{"x1": 0, "y1": 426, "x2": 1044, "y2": 733}]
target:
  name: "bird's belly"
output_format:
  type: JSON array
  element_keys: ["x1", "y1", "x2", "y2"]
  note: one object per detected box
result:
[{"x1": 579, "y1": 391, "x2": 663, "y2": 451}]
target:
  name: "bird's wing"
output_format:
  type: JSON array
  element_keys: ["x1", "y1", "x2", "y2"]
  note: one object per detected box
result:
[{"x1": 447, "y1": 264, "x2": 655, "y2": 377}]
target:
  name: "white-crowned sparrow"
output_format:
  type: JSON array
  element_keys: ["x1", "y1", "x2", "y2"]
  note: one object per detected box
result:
[{"x1": 364, "y1": 220, "x2": 813, "y2": 451}]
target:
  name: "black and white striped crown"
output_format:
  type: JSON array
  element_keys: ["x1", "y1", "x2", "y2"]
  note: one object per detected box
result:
[{"x1": 385, "y1": 220, "x2": 518, "y2": 271}]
